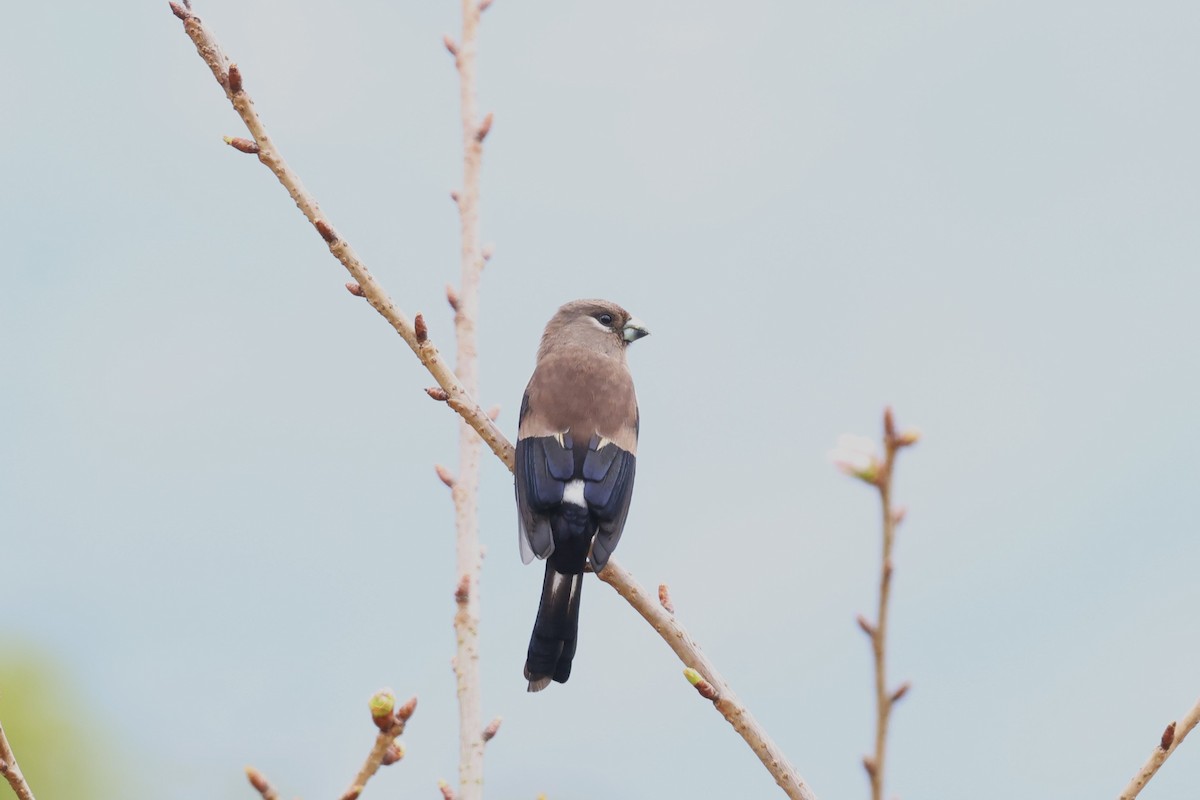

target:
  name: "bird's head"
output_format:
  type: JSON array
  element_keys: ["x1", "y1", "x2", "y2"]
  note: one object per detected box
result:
[{"x1": 539, "y1": 299, "x2": 650, "y2": 359}]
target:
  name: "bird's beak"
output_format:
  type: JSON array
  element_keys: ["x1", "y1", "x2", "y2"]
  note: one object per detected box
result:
[{"x1": 623, "y1": 317, "x2": 650, "y2": 343}]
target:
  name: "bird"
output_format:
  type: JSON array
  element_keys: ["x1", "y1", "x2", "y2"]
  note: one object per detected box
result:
[{"x1": 515, "y1": 299, "x2": 649, "y2": 691}]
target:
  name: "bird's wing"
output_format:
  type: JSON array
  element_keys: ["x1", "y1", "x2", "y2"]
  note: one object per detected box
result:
[
  {"x1": 581, "y1": 434, "x2": 636, "y2": 571},
  {"x1": 515, "y1": 432, "x2": 570, "y2": 563}
]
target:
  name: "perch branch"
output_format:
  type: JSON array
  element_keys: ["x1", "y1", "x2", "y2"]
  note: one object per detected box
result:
[
  {"x1": 169, "y1": 6, "x2": 815, "y2": 798},
  {"x1": 0, "y1": 719, "x2": 35, "y2": 800},
  {"x1": 167, "y1": 2, "x2": 513, "y2": 471},
  {"x1": 598, "y1": 563, "x2": 817, "y2": 800},
  {"x1": 1118, "y1": 696, "x2": 1200, "y2": 800}
]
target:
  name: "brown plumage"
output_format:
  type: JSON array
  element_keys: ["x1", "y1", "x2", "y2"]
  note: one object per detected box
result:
[{"x1": 516, "y1": 299, "x2": 648, "y2": 691}]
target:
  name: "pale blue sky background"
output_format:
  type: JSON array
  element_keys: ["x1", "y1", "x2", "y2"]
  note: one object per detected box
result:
[{"x1": 3, "y1": 1, "x2": 1199, "y2": 798}]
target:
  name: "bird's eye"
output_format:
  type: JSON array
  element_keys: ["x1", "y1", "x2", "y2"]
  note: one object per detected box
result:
[{"x1": 597, "y1": 313, "x2": 614, "y2": 326}]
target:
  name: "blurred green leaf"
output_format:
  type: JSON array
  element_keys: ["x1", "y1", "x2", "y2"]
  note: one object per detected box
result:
[{"x1": 0, "y1": 646, "x2": 128, "y2": 800}]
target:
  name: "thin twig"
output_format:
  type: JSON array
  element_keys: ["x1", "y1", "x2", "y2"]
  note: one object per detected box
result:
[
  {"x1": 169, "y1": 6, "x2": 816, "y2": 797},
  {"x1": 860, "y1": 408, "x2": 916, "y2": 800},
  {"x1": 343, "y1": 693, "x2": 417, "y2": 799},
  {"x1": 1119, "y1": 697, "x2": 1200, "y2": 800},
  {"x1": 447, "y1": 0, "x2": 489, "y2": 796},
  {"x1": 854, "y1": 410, "x2": 916, "y2": 800},
  {"x1": 168, "y1": 2, "x2": 513, "y2": 472},
  {"x1": 0, "y1": 719, "x2": 35, "y2": 800},
  {"x1": 598, "y1": 563, "x2": 818, "y2": 800}
]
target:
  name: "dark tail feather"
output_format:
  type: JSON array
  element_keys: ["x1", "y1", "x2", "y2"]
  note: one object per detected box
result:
[{"x1": 524, "y1": 563, "x2": 582, "y2": 692}]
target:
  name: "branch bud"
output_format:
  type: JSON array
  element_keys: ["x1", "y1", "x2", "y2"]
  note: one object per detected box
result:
[
  {"x1": 443, "y1": 35, "x2": 459, "y2": 56},
  {"x1": 481, "y1": 243, "x2": 495, "y2": 262},
  {"x1": 382, "y1": 743, "x2": 405, "y2": 765},
  {"x1": 896, "y1": 427, "x2": 921, "y2": 447},
  {"x1": 479, "y1": 0, "x2": 494, "y2": 10},
  {"x1": 414, "y1": 313, "x2": 428, "y2": 343},
  {"x1": 345, "y1": 282, "x2": 365, "y2": 297},
  {"x1": 438, "y1": 780, "x2": 456, "y2": 800},
  {"x1": 658, "y1": 583, "x2": 675, "y2": 614},
  {"x1": 487, "y1": 405, "x2": 501, "y2": 421},
  {"x1": 435, "y1": 464, "x2": 456, "y2": 487},
  {"x1": 683, "y1": 667, "x2": 719, "y2": 701},
  {"x1": 315, "y1": 219, "x2": 338, "y2": 243},
  {"x1": 476, "y1": 112, "x2": 494, "y2": 142},
  {"x1": 883, "y1": 406, "x2": 896, "y2": 439},
  {"x1": 862, "y1": 755, "x2": 877, "y2": 777},
  {"x1": 450, "y1": 190, "x2": 460, "y2": 204},
  {"x1": 446, "y1": 284, "x2": 460, "y2": 311},
  {"x1": 227, "y1": 63, "x2": 243, "y2": 94},
  {"x1": 892, "y1": 505, "x2": 908, "y2": 526},
  {"x1": 482, "y1": 716, "x2": 502, "y2": 743},
  {"x1": 396, "y1": 695, "x2": 418, "y2": 722},
  {"x1": 169, "y1": 2, "x2": 191, "y2": 21},
  {"x1": 369, "y1": 688, "x2": 396, "y2": 728},
  {"x1": 223, "y1": 136, "x2": 260, "y2": 154},
  {"x1": 890, "y1": 681, "x2": 911, "y2": 704},
  {"x1": 426, "y1": 387, "x2": 450, "y2": 402},
  {"x1": 829, "y1": 434, "x2": 881, "y2": 485},
  {"x1": 1162, "y1": 721, "x2": 1177, "y2": 751},
  {"x1": 245, "y1": 766, "x2": 274, "y2": 797},
  {"x1": 856, "y1": 614, "x2": 876, "y2": 638},
  {"x1": 339, "y1": 787, "x2": 362, "y2": 800},
  {"x1": 455, "y1": 574, "x2": 470, "y2": 605}
]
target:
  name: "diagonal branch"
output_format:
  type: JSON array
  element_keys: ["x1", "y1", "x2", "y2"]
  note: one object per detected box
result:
[
  {"x1": 168, "y1": 5, "x2": 816, "y2": 798},
  {"x1": 1119, "y1": 696, "x2": 1200, "y2": 800},
  {"x1": 0, "y1": 718, "x2": 35, "y2": 800},
  {"x1": 599, "y1": 564, "x2": 818, "y2": 800},
  {"x1": 168, "y1": 1, "x2": 513, "y2": 472}
]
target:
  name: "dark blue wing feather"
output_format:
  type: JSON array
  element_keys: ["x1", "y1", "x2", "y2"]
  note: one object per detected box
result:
[{"x1": 516, "y1": 432, "x2": 635, "y2": 572}]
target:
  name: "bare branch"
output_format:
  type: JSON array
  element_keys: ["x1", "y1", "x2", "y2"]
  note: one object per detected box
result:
[
  {"x1": 168, "y1": 4, "x2": 514, "y2": 470},
  {"x1": 863, "y1": 407, "x2": 916, "y2": 800},
  {"x1": 0, "y1": 719, "x2": 35, "y2": 800},
  {"x1": 1119, "y1": 697, "x2": 1200, "y2": 799},
  {"x1": 598, "y1": 561, "x2": 817, "y2": 800},
  {"x1": 447, "y1": 0, "x2": 490, "y2": 796}
]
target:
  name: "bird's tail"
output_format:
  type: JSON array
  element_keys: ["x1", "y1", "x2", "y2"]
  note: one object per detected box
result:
[{"x1": 524, "y1": 562, "x2": 583, "y2": 692}]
